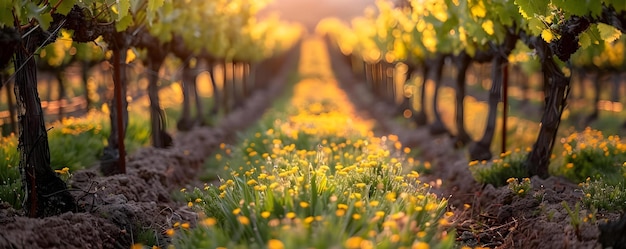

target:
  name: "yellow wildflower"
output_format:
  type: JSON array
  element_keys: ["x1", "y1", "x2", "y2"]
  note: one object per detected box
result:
[{"x1": 267, "y1": 239, "x2": 285, "y2": 249}]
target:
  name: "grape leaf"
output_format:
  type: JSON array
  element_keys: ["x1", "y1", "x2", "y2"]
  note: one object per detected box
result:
[
  {"x1": 578, "y1": 31, "x2": 591, "y2": 48},
  {"x1": 541, "y1": 28, "x2": 554, "y2": 42},
  {"x1": 130, "y1": 0, "x2": 142, "y2": 13},
  {"x1": 552, "y1": 0, "x2": 588, "y2": 17},
  {"x1": 514, "y1": 0, "x2": 549, "y2": 19},
  {"x1": 36, "y1": 12, "x2": 53, "y2": 30},
  {"x1": 527, "y1": 18, "x2": 545, "y2": 36},
  {"x1": 0, "y1": 0, "x2": 14, "y2": 27},
  {"x1": 597, "y1": 23, "x2": 622, "y2": 43},
  {"x1": 606, "y1": 0, "x2": 626, "y2": 13},
  {"x1": 115, "y1": 14, "x2": 133, "y2": 31},
  {"x1": 117, "y1": 0, "x2": 130, "y2": 21},
  {"x1": 146, "y1": 0, "x2": 163, "y2": 24},
  {"x1": 50, "y1": 0, "x2": 75, "y2": 15}
]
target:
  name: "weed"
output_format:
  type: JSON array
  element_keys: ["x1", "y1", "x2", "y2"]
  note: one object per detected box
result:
[
  {"x1": 506, "y1": 177, "x2": 531, "y2": 197},
  {"x1": 468, "y1": 148, "x2": 529, "y2": 187}
]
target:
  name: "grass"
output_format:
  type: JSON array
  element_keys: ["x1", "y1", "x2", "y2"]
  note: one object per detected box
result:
[
  {"x1": 0, "y1": 108, "x2": 152, "y2": 209},
  {"x1": 0, "y1": 77, "x2": 199, "y2": 209},
  {"x1": 166, "y1": 38, "x2": 455, "y2": 249}
]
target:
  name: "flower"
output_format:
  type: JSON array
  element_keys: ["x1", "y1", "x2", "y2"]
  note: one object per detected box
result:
[
  {"x1": 238, "y1": 216, "x2": 250, "y2": 225},
  {"x1": 345, "y1": 236, "x2": 363, "y2": 249},
  {"x1": 267, "y1": 239, "x2": 285, "y2": 249}
]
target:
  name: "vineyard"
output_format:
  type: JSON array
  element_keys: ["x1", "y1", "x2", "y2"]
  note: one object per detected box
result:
[{"x1": 1, "y1": 0, "x2": 626, "y2": 248}]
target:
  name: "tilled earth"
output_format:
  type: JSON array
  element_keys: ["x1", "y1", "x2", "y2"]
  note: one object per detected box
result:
[
  {"x1": 326, "y1": 37, "x2": 626, "y2": 249},
  {"x1": 0, "y1": 44, "x2": 300, "y2": 249}
]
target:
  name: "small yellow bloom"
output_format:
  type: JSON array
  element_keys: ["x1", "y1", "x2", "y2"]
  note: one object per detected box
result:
[
  {"x1": 202, "y1": 218, "x2": 217, "y2": 226},
  {"x1": 352, "y1": 213, "x2": 361, "y2": 220},
  {"x1": 304, "y1": 216, "x2": 315, "y2": 224},
  {"x1": 345, "y1": 236, "x2": 363, "y2": 249},
  {"x1": 300, "y1": 201, "x2": 309, "y2": 208},
  {"x1": 238, "y1": 216, "x2": 250, "y2": 225},
  {"x1": 233, "y1": 208, "x2": 241, "y2": 215},
  {"x1": 54, "y1": 167, "x2": 70, "y2": 175},
  {"x1": 261, "y1": 211, "x2": 271, "y2": 218},
  {"x1": 375, "y1": 211, "x2": 385, "y2": 218},
  {"x1": 336, "y1": 209, "x2": 346, "y2": 217},
  {"x1": 165, "y1": 228, "x2": 175, "y2": 237},
  {"x1": 267, "y1": 239, "x2": 285, "y2": 249},
  {"x1": 181, "y1": 222, "x2": 190, "y2": 229},
  {"x1": 131, "y1": 243, "x2": 144, "y2": 249},
  {"x1": 412, "y1": 241, "x2": 429, "y2": 249},
  {"x1": 195, "y1": 198, "x2": 202, "y2": 203},
  {"x1": 286, "y1": 212, "x2": 296, "y2": 219}
]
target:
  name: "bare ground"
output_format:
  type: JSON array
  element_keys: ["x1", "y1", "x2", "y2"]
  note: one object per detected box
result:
[
  {"x1": 326, "y1": 38, "x2": 626, "y2": 249},
  {"x1": 0, "y1": 44, "x2": 301, "y2": 249}
]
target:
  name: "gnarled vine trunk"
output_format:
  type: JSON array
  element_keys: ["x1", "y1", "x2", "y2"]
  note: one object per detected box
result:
[
  {"x1": 15, "y1": 31, "x2": 76, "y2": 217},
  {"x1": 100, "y1": 47, "x2": 129, "y2": 175},
  {"x1": 526, "y1": 38, "x2": 571, "y2": 179}
]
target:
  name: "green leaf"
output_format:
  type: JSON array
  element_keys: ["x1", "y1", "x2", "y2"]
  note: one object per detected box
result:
[
  {"x1": 597, "y1": 23, "x2": 622, "y2": 43},
  {"x1": 586, "y1": 0, "x2": 603, "y2": 17},
  {"x1": 36, "y1": 12, "x2": 53, "y2": 30},
  {"x1": 578, "y1": 31, "x2": 591, "y2": 48},
  {"x1": 147, "y1": 0, "x2": 163, "y2": 13},
  {"x1": 514, "y1": 0, "x2": 549, "y2": 19},
  {"x1": 606, "y1": 0, "x2": 626, "y2": 13},
  {"x1": 117, "y1": 0, "x2": 130, "y2": 21},
  {"x1": 527, "y1": 18, "x2": 545, "y2": 36},
  {"x1": 552, "y1": 0, "x2": 589, "y2": 17},
  {"x1": 0, "y1": 0, "x2": 14, "y2": 27},
  {"x1": 130, "y1": 0, "x2": 142, "y2": 13},
  {"x1": 50, "y1": 0, "x2": 75, "y2": 15},
  {"x1": 115, "y1": 14, "x2": 133, "y2": 31}
]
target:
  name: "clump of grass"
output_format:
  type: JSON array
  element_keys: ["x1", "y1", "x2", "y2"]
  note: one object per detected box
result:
[
  {"x1": 468, "y1": 148, "x2": 529, "y2": 187},
  {"x1": 177, "y1": 137, "x2": 453, "y2": 248},
  {"x1": 173, "y1": 49, "x2": 454, "y2": 248},
  {"x1": 0, "y1": 109, "x2": 151, "y2": 209},
  {"x1": 579, "y1": 177, "x2": 626, "y2": 211},
  {"x1": 556, "y1": 128, "x2": 626, "y2": 184},
  {"x1": 506, "y1": 177, "x2": 531, "y2": 197},
  {"x1": 0, "y1": 135, "x2": 21, "y2": 209}
]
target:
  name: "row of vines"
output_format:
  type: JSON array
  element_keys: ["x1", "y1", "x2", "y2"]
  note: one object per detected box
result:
[
  {"x1": 0, "y1": 0, "x2": 301, "y2": 218},
  {"x1": 319, "y1": 0, "x2": 626, "y2": 181}
]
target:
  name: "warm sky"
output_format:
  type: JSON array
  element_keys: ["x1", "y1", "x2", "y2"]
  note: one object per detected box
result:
[{"x1": 260, "y1": 0, "x2": 377, "y2": 32}]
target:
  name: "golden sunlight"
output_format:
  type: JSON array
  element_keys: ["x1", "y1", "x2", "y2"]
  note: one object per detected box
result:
[{"x1": 259, "y1": 0, "x2": 376, "y2": 31}]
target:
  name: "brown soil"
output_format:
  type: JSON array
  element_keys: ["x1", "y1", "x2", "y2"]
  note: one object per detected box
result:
[
  {"x1": 326, "y1": 39, "x2": 625, "y2": 249},
  {"x1": 0, "y1": 44, "x2": 301, "y2": 249}
]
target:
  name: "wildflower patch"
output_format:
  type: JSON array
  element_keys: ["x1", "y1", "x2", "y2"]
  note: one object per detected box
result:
[{"x1": 172, "y1": 37, "x2": 454, "y2": 248}]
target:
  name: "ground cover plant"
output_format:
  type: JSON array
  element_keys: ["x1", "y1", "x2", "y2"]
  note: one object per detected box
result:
[{"x1": 168, "y1": 38, "x2": 455, "y2": 249}]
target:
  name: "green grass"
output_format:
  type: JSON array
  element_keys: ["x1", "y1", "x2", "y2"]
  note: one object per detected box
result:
[{"x1": 0, "y1": 109, "x2": 152, "y2": 209}]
